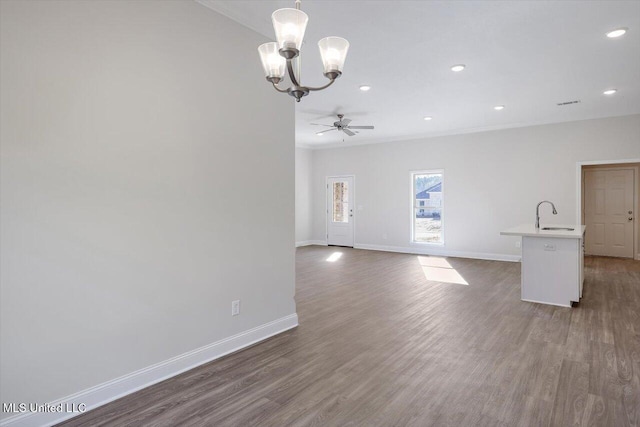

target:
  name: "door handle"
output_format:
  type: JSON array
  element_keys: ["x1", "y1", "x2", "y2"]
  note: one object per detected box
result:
[{"x1": 630, "y1": 217, "x2": 634, "y2": 221}]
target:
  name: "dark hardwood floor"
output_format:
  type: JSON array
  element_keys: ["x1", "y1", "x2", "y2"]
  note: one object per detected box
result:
[{"x1": 59, "y1": 246, "x2": 640, "y2": 426}]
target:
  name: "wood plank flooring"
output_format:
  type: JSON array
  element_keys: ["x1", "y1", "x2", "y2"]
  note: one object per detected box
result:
[{"x1": 59, "y1": 247, "x2": 640, "y2": 426}]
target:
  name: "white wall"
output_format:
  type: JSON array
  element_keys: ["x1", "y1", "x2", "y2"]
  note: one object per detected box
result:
[
  {"x1": 309, "y1": 115, "x2": 640, "y2": 259},
  {"x1": 0, "y1": 0, "x2": 296, "y2": 420},
  {"x1": 295, "y1": 148, "x2": 313, "y2": 244}
]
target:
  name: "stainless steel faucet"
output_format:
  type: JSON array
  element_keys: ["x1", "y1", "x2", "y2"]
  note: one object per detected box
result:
[{"x1": 535, "y1": 201, "x2": 557, "y2": 229}]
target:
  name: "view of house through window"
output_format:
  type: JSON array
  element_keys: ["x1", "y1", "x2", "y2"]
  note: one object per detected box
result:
[
  {"x1": 332, "y1": 182, "x2": 349, "y2": 223},
  {"x1": 413, "y1": 171, "x2": 443, "y2": 243}
]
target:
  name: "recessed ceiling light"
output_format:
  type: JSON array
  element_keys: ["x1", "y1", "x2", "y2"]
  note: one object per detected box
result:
[
  {"x1": 494, "y1": 105, "x2": 505, "y2": 111},
  {"x1": 451, "y1": 64, "x2": 466, "y2": 72},
  {"x1": 423, "y1": 116, "x2": 433, "y2": 121},
  {"x1": 603, "y1": 89, "x2": 617, "y2": 95},
  {"x1": 317, "y1": 132, "x2": 324, "y2": 136},
  {"x1": 359, "y1": 85, "x2": 371, "y2": 91},
  {"x1": 606, "y1": 28, "x2": 627, "y2": 38}
]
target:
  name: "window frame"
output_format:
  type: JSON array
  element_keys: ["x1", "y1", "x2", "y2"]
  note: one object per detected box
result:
[{"x1": 410, "y1": 169, "x2": 445, "y2": 246}]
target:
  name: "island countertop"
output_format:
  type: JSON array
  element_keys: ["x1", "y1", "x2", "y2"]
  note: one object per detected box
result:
[{"x1": 500, "y1": 224, "x2": 586, "y2": 239}]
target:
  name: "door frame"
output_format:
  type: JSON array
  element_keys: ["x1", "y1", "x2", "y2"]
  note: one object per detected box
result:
[
  {"x1": 576, "y1": 158, "x2": 640, "y2": 260},
  {"x1": 326, "y1": 175, "x2": 355, "y2": 246}
]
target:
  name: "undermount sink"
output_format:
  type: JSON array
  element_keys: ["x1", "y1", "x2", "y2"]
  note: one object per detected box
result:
[{"x1": 542, "y1": 227, "x2": 574, "y2": 231}]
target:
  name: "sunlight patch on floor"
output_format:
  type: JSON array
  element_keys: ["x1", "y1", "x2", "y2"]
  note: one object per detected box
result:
[
  {"x1": 418, "y1": 256, "x2": 469, "y2": 285},
  {"x1": 326, "y1": 252, "x2": 343, "y2": 262}
]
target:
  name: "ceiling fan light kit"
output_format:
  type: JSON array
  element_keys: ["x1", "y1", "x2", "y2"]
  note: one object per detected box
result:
[{"x1": 257, "y1": 0, "x2": 349, "y2": 102}]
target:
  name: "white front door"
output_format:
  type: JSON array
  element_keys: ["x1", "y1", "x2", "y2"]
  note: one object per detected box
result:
[
  {"x1": 584, "y1": 168, "x2": 635, "y2": 258},
  {"x1": 327, "y1": 176, "x2": 354, "y2": 247}
]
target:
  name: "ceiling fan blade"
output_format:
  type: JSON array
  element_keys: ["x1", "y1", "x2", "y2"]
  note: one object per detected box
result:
[
  {"x1": 343, "y1": 128, "x2": 356, "y2": 137},
  {"x1": 347, "y1": 126, "x2": 374, "y2": 129},
  {"x1": 340, "y1": 118, "x2": 352, "y2": 127},
  {"x1": 310, "y1": 123, "x2": 333, "y2": 127},
  {"x1": 317, "y1": 129, "x2": 337, "y2": 135}
]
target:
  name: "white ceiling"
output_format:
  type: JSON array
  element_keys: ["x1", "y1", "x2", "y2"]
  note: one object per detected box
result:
[{"x1": 198, "y1": 0, "x2": 640, "y2": 148}]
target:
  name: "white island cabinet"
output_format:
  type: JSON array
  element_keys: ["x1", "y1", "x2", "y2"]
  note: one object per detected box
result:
[{"x1": 501, "y1": 224, "x2": 586, "y2": 307}]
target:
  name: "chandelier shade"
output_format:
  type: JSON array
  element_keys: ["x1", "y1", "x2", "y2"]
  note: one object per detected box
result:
[
  {"x1": 271, "y1": 8, "x2": 308, "y2": 51},
  {"x1": 258, "y1": 42, "x2": 286, "y2": 82},
  {"x1": 318, "y1": 37, "x2": 350, "y2": 76}
]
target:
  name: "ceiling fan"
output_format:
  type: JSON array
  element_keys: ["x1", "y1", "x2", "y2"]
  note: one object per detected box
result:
[{"x1": 311, "y1": 114, "x2": 374, "y2": 137}]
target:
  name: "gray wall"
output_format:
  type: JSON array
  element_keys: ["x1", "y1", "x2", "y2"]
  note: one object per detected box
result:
[
  {"x1": 308, "y1": 115, "x2": 640, "y2": 257},
  {"x1": 0, "y1": 0, "x2": 296, "y2": 411}
]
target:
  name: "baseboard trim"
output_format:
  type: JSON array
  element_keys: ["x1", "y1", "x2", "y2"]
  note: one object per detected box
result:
[
  {"x1": 295, "y1": 240, "x2": 328, "y2": 247},
  {"x1": 0, "y1": 314, "x2": 299, "y2": 427},
  {"x1": 353, "y1": 243, "x2": 521, "y2": 262}
]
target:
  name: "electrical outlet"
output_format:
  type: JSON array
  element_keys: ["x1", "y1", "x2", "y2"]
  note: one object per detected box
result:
[
  {"x1": 515, "y1": 240, "x2": 521, "y2": 248},
  {"x1": 231, "y1": 300, "x2": 240, "y2": 316},
  {"x1": 382, "y1": 233, "x2": 388, "y2": 240}
]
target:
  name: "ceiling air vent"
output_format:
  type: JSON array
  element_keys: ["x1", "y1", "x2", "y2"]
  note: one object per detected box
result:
[{"x1": 557, "y1": 100, "x2": 581, "y2": 106}]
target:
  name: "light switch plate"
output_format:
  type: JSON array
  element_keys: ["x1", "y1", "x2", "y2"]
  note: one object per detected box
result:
[{"x1": 231, "y1": 300, "x2": 240, "y2": 316}]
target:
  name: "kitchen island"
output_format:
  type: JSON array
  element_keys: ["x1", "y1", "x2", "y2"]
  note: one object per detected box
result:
[{"x1": 501, "y1": 224, "x2": 586, "y2": 307}]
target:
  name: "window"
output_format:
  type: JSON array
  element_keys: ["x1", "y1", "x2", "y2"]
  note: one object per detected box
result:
[
  {"x1": 412, "y1": 171, "x2": 443, "y2": 244},
  {"x1": 332, "y1": 182, "x2": 349, "y2": 223}
]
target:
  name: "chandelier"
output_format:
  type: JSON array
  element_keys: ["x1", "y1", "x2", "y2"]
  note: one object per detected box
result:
[{"x1": 257, "y1": 0, "x2": 349, "y2": 102}]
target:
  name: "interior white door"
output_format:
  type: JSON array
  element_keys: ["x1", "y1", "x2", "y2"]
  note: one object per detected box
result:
[
  {"x1": 327, "y1": 176, "x2": 354, "y2": 247},
  {"x1": 584, "y1": 169, "x2": 635, "y2": 258}
]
